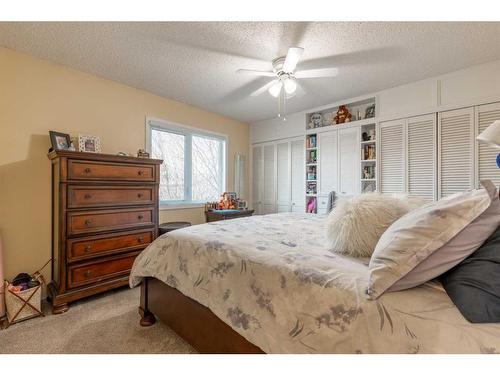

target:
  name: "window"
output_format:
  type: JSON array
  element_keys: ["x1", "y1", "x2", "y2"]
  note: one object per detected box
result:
[{"x1": 148, "y1": 119, "x2": 226, "y2": 206}]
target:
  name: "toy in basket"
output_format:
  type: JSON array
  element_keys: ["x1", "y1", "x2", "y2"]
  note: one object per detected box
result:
[{"x1": 4, "y1": 269, "x2": 46, "y2": 327}]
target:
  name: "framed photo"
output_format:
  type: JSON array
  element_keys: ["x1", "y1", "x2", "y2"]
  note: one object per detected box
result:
[
  {"x1": 49, "y1": 131, "x2": 71, "y2": 151},
  {"x1": 78, "y1": 134, "x2": 101, "y2": 153},
  {"x1": 365, "y1": 104, "x2": 376, "y2": 119}
]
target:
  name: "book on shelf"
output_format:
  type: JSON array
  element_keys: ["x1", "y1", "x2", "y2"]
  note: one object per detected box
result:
[{"x1": 363, "y1": 144, "x2": 376, "y2": 160}]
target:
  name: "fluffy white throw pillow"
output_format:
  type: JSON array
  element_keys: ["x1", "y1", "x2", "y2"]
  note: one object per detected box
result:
[{"x1": 325, "y1": 193, "x2": 415, "y2": 258}]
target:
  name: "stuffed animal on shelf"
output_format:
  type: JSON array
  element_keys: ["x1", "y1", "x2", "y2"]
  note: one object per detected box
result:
[
  {"x1": 218, "y1": 192, "x2": 236, "y2": 210},
  {"x1": 334, "y1": 105, "x2": 352, "y2": 124}
]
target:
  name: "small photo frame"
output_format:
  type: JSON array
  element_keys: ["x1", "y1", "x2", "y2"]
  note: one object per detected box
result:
[
  {"x1": 49, "y1": 131, "x2": 71, "y2": 151},
  {"x1": 78, "y1": 134, "x2": 101, "y2": 153},
  {"x1": 365, "y1": 104, "x2": 376, "y2": 119}
]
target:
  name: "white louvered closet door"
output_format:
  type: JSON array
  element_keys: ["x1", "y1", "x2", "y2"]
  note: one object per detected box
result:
[
  {"x1": 477, "y1": 102, "x2": 500, "y2": 187},
  {"x1": 262, "y1": 143, "x2": 277, "y2": 214},
  {"x1": 251, "y1": 145, "x2": 263, "y2": 214},
  {"x1": 407, "y1": 114, "x2": 437, "y2": 201},
  {"x1": 276, "y1": 141, "x2": 291, "y2": 212},
  {"x1": 318, "y1": 130, "x2": 338, "y2": 196},
  {"x1": 438, "y1": 107, "x2": 474, "y2": 198},
  {"x1": 380, "y1": 119, "x2": 406, "y2": 194},
  {"x1": 290, "y1": 138, "x2": 305, "y2": 212}
]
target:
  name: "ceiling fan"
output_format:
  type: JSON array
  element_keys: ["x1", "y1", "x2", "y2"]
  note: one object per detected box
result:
[{"x1": 236, "y1": 47, "x2": 339, "y2": 119}]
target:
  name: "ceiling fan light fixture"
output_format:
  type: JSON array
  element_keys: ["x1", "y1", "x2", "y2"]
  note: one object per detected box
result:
[
  {"x1": 283, "y1": 77, "x2": 297, "y2": 94},
  {"x1": 268, "y1": 81, "x2": 283, "y2": 98}
]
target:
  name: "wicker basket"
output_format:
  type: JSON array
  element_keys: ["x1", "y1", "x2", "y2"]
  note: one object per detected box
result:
[{"x1": 5, "y1": 281, "x2": 43, "y2": 324}]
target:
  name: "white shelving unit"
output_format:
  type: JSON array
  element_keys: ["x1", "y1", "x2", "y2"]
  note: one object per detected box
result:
[
  {"x1": 305, "y1": 133, "x2": 318, "y2": 213},
  {"x1": 360, "y1": 123, "x2": 377, "y2": 193}
]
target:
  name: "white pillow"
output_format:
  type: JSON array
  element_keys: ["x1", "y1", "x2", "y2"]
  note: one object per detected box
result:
[
  {"x1": 367, "y1": 182, "x2": 494, "y2": 299},
  {"x1": 325, "y1": 193, "x2": 414, "y2": 258}
]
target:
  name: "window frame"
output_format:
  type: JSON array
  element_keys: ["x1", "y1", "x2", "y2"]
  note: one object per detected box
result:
[{"x1": 146, "y1": 117, "x2": 228, "y2": 209}]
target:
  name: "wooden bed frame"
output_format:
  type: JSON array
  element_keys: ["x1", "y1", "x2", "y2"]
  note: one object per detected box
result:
[{"x1": 138, "y1": 277, "x2": 264, "y2": 354}]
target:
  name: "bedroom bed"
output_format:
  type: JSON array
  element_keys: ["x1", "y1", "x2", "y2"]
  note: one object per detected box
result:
[{"x1": 129, "y1": 213, "x2": 500, "y2": 354}]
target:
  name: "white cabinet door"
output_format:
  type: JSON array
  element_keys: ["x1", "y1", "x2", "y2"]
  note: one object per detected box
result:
[
  {"x1": 438, "y1": 107, "x2": 474, "y2": 197},
  {"x1": 380, "y1": 119, "x2": 406, "y2": 194},
  {"x1": 276, "y1": 141, "x2": 291, "y2": 212},
  {"x1": 251, "y1": 145, "x2": 263, "y2": 214},
  {"x1": 338, "y1": 127, "x2": 360, "y2": 196},
  {"x1": 290, "y1": 138, "x2": 305, "y2": 212},
  {"x1": 318, "y1": 130, "x2": 338, "y2": 196},
  {"x1": 262, "y1": 143, "x2": 276, "y2": 214},
  {"x1": 407, "y1": 114, "x2": 437, "y2": 201},
  {"x1": 477, "y1": 102, "x2": 500, "y2": 188}
]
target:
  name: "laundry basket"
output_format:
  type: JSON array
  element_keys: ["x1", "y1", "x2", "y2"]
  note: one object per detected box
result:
[{"x1": 5, "y1": 280, "x2": 43, "y2": 325}]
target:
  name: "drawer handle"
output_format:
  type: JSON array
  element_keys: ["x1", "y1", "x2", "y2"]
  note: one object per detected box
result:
[
  {"x1": 84, "y1": 245, "x2": 92, "y2": 252},
  {"x1": 137, "y1": 193, "x2": 144, "y2": 198},
  {"x1": 137, "y1": 170, "x2": 145, "y2": 176},
  {"x1": 84, "y1": 193, "x2": 92, "y2": 200},
  {"x1": 84, "y1": 219, "x2": 93, "y2": 226},
  {"x1": 84, "y1": 167, "x2": 92, "y2": 174},
  {"x1": 138, "y1": 236, "x2": 144, "y2": 243},
  {"x1": 84, "y1": 270, "x2": 92, "y2": 278},
  {"x1": 138, "y1": 214, "x2": 144, "y2": 220}
]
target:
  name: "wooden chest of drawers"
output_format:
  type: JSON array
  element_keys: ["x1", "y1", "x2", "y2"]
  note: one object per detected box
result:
[{"x1": 48, "y1": 150, "x2": 162, "y2": 314}]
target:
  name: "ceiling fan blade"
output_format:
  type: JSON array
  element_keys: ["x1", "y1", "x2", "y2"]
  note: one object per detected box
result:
[
  {"x1": 250, "y1": 79, "x2": 278, "y2": 97},
  {"x1": 236, "y1": 69, "x2": 275, "y2": 77},
  {"x1": 295, "y1": 67, "x2": 339, "y2": 79},
  {"x1": 282, "y1": 47, "x2": 304, "y2": 73}
]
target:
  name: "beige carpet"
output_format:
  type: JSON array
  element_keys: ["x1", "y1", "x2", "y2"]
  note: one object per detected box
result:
[{"x1": 0, "y1": 286, "x2": 196, "y2": 354}]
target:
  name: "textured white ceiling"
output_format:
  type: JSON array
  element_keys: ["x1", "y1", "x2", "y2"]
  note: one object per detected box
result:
[{"x1": 1, "y1": 22, "x2": 500, "y2": 123}]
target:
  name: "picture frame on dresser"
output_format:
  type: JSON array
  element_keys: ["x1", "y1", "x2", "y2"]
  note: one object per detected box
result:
[{"x1": 47, "y1": 149, "x2": 162, "y2": 314}]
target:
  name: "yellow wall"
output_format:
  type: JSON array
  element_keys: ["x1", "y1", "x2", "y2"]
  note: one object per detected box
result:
[{"x1": 0, "y1": 47, "x2": 249, "y2": 287}]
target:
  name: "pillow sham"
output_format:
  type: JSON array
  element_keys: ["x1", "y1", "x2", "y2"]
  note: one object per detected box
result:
[
  {"x1": 325, "y1": 192, "x2": 414, "y2": 258},
  {"x1": 367, "y1": 180, "x2": 496, "y2": 299},
  {"x1": 441, "y1": 224, "x2": 500, "y2": 323},
  {"x1": 388, "y1": 180, "x2": 500, "y2": 292}
]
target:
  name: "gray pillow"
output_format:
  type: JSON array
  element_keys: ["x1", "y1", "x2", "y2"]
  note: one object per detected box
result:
[
  {"x1": 441, "y1": 224, "x2": 500, "y2": 323},
  {"x1": 388, "y1": 180, "x2": 500, "y2": 292}
]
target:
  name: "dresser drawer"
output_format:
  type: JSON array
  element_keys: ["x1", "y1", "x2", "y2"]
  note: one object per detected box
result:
[
  {"x1": 67, "y1": 252, "x2": 139, "y2": 288},
  {"x1": 67, "y1": 208, "x2": 154, "y2": 236},
  {"x1": 67, "y1": 229, "x2": 154, "y2": 262},
  {"x1": 67, "y1": 160, "x2": 155, "y2": 182},
  {"x1": 68, "y1": 186, "x2": 154, "y2": 208}
]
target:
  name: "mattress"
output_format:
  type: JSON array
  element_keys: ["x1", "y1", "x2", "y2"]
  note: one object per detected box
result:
[{"x1": 129, "y1": 213, "x2": 500, "y2": 353}]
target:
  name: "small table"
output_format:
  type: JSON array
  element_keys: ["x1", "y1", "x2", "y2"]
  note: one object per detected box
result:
[{"x1": 205, "y1": 209, "x2": 255, "y2": 222}]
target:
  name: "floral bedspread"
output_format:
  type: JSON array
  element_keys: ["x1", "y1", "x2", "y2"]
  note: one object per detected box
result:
[{"x1": 129, "y1": 213, "x2": 500, "y2": 353}]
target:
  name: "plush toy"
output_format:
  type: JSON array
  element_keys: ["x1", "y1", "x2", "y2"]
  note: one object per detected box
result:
[
  {"x1": 334, "y1": 105, "x2": 352, "y2": 124},
  {"x1": 306, "y1": 197, "x2": 317, "y2": 213}
]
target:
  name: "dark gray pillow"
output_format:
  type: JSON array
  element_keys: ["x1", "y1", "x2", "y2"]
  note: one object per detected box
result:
[{"x1": 441, "y1": 225, "x2": 500, "y2": 323}]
